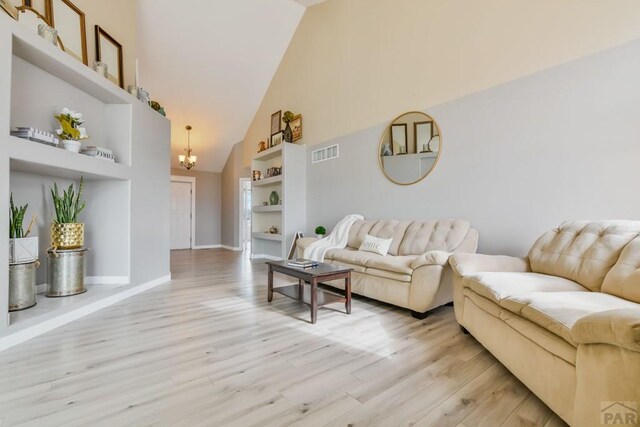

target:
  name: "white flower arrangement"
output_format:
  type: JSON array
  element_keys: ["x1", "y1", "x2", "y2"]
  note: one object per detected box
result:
[{"x1": 54, "y1": 108, "x2": 89, "y2": 141}]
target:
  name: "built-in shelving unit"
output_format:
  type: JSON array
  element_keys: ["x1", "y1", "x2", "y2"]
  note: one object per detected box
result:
[
  {"x1": 0, "y1": 14, "x2": 171, "y2": 341},
  {"x1": 251, "y1": 143, "x2": 306, "y2": 260}
]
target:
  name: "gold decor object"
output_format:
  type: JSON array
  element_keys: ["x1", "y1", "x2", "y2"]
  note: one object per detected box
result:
[
  {"x1": 50, "y1": 223, "x2": 84, "y2": 249},
  {"x1": 179, "y1": 125, "x2": 197, "y2": 170}
]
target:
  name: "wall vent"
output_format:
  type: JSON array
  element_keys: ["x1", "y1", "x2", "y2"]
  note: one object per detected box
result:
[{"x1": 311, "y1": 144, "x2": 339, "y2": 164}]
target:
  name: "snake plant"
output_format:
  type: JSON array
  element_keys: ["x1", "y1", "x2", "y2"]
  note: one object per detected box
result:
[{"x1": 50, "y1": 177, "x2": 86, "y2": 224}]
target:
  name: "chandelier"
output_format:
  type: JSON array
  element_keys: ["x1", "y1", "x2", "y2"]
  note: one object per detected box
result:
[{"x1": 179, "y1": 125, "x2": 197, "y2": 170}]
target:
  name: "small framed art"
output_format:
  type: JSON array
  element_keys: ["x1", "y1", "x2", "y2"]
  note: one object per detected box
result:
[{"x1": 271, "y1": 110, "x2": 282, "y2": 136}]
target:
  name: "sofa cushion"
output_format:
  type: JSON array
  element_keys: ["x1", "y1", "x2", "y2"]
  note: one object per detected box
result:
[
  {"x1": 326, "y1": 248, "x2": 416, "y2": 275},
  {"x1": 397, "y1": 219, "x2": 470, "y2": 256},
  {"x1": 463, "y1": 272, "x2": 587, "y2": 306},
  {"x1": 364, "y1": 268, "x2": 412, "y2": 283},
  {"x1": 602, "y1": 236, "x2": 640, "y2": 304},
  {"x1": 501, "y1": 292, "x2": 640, "y2": 347},
  {"x1": 359, "y1": 234, "x2": 393, "y2": 256},
  {"x1": 528, "y1": 220, "x2": 640, "y2": 292},
  {"x1": 347, "y1": 220, "x2": 411, "y2": 256}
]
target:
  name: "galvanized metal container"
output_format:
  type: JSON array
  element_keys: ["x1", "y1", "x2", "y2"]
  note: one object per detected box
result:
[
  {"x1": 46, "y1": 248, "x2": 88, "y2": 297},
  {"x1": 9, "y1": 261, "x2": 39, "y2": 311}
]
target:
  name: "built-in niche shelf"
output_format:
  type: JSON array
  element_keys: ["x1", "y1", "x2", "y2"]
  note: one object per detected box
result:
[
  {"x1": 253, "y1": 175, "x2": 283, "y2": 187},
  {"x1": 252, "y1": 232, "x2": 283, "y2": 242},
  {"x1": 253, "y1": 205, "x2": 283, "y2": 213},
  {"x1": 8, "y1": 136, "x2": 131, "y2": 181},
  {"x1": 254, "y1": 144, "x2": 283, "y2": 161}
]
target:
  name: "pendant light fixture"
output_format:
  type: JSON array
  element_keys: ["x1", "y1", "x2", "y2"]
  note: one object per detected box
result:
[{"x1": 178, "y1": 125, "x2": 197, "y2": 170}]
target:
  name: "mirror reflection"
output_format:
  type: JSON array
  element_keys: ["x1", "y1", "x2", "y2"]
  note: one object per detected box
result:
[{"x1": 379, "y1": 111, "x2": 442, "y2": 185}]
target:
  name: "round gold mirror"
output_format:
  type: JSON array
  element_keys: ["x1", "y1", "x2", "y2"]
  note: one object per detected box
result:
[{"x1": 379, "y1": 111, "x2": 442, "y2": 185}]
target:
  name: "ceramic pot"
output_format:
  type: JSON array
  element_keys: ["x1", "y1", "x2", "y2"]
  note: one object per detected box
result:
[
  {"x1": 9, "y1": 261, "x2": 39, "y2": 311},
  {"x1": 316, "y1": 234, "x2": 325, "y2": 239},
  {"x1": 62, "y1": 140, "x2": 81, "y2": 153},
  {"x1": 269, "y1": 191, "x2": 279, "y2": 205},
  {"x1": 283, "y1": 123, "x2": 293, "y2": 143},
  {"x1": 50, "y1": 223, "x2": 84, "y2": 249}
]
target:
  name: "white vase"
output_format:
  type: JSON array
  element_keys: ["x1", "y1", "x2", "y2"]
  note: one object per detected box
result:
[
  {"x1": 316, "y1": 234, "x2": 325, "y2": 239},
  {"x1": 62, "y1": 140, "x2": 81, "y2": 153},
  {"x1": 9, "y1": 237, "x2": 39, "y2": 264}
]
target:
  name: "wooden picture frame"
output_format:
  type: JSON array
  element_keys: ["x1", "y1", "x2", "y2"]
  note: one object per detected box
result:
[
  {"x1": 49, "y1": 0, "x2": 87, "y2": 65},
  {"x1": 271, "y1": 131, "x2": 284, "y2": 147},
  {"x1": 271, "y1": 110, "x2": 282, "y2": 136},
  {"x1": 22, "y1": 0, "x2": 48, "y2": 21},
  {"x1": 95, "y1": 25, "x2": 124, "y2": 88},
  {"x1": 414, "y1": 121, "x2": 433, "y2": 153},
  {"x1": 1, "y1": 0, "x2": 19, "y2": 19},
  {"x1": 291, "y1": 114, "x2": 302, "y2": 142},
  {"x1": 391, "y1": 123, "x2": 408, "y2": 155}
]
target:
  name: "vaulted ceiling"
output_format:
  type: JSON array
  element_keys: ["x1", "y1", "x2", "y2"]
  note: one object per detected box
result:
[{"x1": 138, "y1": 0, "x2": 314, "y2": 172}]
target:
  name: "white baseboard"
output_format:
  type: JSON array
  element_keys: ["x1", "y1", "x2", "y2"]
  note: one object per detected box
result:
[
  {"x1": 221, "y1": 245, "x2": 242, "y2": 251},
  {"x1": 193, "y1": 245, "x2": 222, "y2": 250},
  {"x1": 251, "y1": 254, "x2": 282, "y2": 261},
  {"x1": 0, "y1": 274, "x2": 172, "y2": 353}
]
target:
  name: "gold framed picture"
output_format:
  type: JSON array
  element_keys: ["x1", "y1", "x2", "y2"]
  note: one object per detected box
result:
[
  {"x1": 271, "y1": 110, "x2": 281, "y2": 136},
  {"x1": 291, "y1": 114, "x2": 302, "y2": 142},
  {"x1": 95, "y1": 25, "x2": 124, "y2": 88},
  {"x1": 1, "y1": 0, "x2": 19, "y2": 19},
  {"x1": 49, "y1": 0, "x2": 87, "y2": 65}
]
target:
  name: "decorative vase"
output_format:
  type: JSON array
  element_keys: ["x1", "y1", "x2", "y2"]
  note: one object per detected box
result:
[
  {"x1": 283, "y1": 123, "x2": 293, "y2": 143},
  {"x1": 269, "y1": 191, "x2": 280, "y2": 205},
  {"x1": 62, "y1": 140, "x2": 81, "y2": 153},
  {"x1": 316, "y1": 234, "x2": 325, "y2": 239},
  {"x1": 50, "y1": 223, "x2": 84, "y2": 250},
  {"x1": 9, "y1": 237, "x2": 39, "y2": 264}
]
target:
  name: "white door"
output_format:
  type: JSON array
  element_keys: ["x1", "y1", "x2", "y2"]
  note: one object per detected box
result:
[{"x1": 170, "y1": 181, "x2": 192, "y2": 250}]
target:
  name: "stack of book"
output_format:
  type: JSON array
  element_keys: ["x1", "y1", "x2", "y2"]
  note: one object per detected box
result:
[
  {"x1": 10, "y1": 127, "x2": 59, "y2": 146},
  {"x1": 288, "y1": 259, "x2": 319, "y2": 269},
  {"x1": 80, "y1": 146, "x2": 115, "y2": 162}
]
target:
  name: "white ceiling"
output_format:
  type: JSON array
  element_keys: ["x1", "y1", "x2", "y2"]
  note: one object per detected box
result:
[
  {"x1": 293, "y1": 0, "x2": 328, "y2": 6},
  {"x1": 137, "y1": 0, "x2": 306, "y2": 172}
]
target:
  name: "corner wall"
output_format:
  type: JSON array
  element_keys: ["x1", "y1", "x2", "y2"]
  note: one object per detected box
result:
[{"x1": 221, "y1": 141, "x2": 250, "y2": 249}]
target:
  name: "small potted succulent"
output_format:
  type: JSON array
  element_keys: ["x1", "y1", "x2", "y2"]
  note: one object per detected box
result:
[
  {"x1": 55, "y1": 107, "x2": 88, "y2": 152},
  {"x1": 50, "y1": 177, "x2": 86, "y2": 250},
  {"x1": 283, "y1": 111, "x2": 295, "y2": 143},
  {"x1": 315, "y1": 226, "x2": 327, "y2": 239},
  {"x1": 9, "y1": 194, "x2": 38, "y2": 264}
]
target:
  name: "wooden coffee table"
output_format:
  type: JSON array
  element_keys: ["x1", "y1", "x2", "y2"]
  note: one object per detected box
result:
[{"x1": 266, "y1": 260, "x2": 353, "y2": 324}]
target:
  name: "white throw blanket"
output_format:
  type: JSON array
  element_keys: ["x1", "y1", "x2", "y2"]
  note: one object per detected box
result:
[{"x1": 303, "y1": 214, "x2": 364, "y2": 262}]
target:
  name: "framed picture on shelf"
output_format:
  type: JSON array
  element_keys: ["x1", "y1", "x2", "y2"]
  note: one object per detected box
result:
[
  {"x1": 49, "y1": 0, "x2": 87, "y2": 65},
  {"x1": 22, "y1": 0, "x2": 48, "y2": 19},
  {"x1": 95, "y1": 25, "x2": 124, "y2": 88},
  {"x1": 271, "y1": 110, "x2": 282, "y2": 136},
  {"x1": 391, "y1": 123, "x2": 408, "y2": 155},
  {"x1": 291, "y1": 114, "x2": 302, "y2": 142},
  {"x1": 1, "y1": 0, "x2": 19, "y2": 19},
  {"x1": 271, "y1": 131, "x2": 284, "y2": 147}
]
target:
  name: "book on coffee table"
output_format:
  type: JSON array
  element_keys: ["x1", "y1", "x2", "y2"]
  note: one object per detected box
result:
[{"x1": 287, "y1": 259, "x2": 319, "y2": 268}]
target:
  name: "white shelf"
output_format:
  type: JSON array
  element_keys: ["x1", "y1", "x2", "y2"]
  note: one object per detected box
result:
[
  {"x1": 8, "y1": 136, "x2": 131, "y2": 180},
  {"x1": 254, "y1": 144, "x2": 283, "y2": 161},
  {"x1": 11, "y1": 22, "x2": 133, "y2": 105},
  {"x1": 253, "y1": 175, "x2": 283, "y2": 187},
  {"x1": 252, "y1": 232, "x2": 283, "y2": 242},
  {"x1": 253, "y1": 205, "x2": 283, "y2": 213}
]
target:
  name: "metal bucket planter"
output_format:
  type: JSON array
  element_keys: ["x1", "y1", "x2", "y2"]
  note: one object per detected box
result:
[
  {"x1": 50, "y1": 223, "x2": 84, "y2": 250},
  {"x1": 46, "y1": 248, "x2": 88, "y2": 297},
  {"x1": 9, "y1": 260, "x2": 39, "y2": 311}
]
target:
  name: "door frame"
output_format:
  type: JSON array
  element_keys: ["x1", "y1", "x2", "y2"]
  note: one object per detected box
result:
[
  {"x1": 170, "y1": 175, "x2": 196, "y2": 250},
  {"x1": 239, "y1": 177, "x2": 252, "y2": 250}
]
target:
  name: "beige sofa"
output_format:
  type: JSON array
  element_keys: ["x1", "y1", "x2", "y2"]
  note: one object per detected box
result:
[
  {"x1": 450, "y1": 221, "x2": 640, "y2": 427},
  {"x1": 297, "y1": 219, "x2": 478, "y2": 318}
]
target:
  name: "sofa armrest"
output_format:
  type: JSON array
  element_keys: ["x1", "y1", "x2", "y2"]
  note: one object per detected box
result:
[
  {"x1": 572, "y1": 308, "x2": 640, "y2": 353},
  {"x1": 411, "y1": 250, "x2": 452, "y2": 269},
  {"x1": 449, "y1": 253, "x2": 531, "y2": 277},
  {"x1": 296, "y1": 237, "x2": 319, "y2": 252}
]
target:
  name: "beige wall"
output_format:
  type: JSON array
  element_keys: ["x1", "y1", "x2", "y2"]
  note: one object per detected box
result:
[
  {"x1": 10, "y1": 0, "x2": 137, "y2": 88},
  {"x1": 243, "y1": 0, "x2": 640, "y2": 166}
]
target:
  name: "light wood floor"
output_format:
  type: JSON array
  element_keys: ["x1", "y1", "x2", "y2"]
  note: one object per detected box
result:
[{"x1": 0, "y1": 249, "x2": 568, "y2": 426}]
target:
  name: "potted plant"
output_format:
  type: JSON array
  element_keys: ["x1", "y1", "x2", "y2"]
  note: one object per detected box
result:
[
  {"x1": 315, "y1": 226, "x2": 327, "y2": 239},
  {"x1": 9, "y1": 194, "x2": 38, "y2": 264},
  {"x1": 50, "y1": 177, "x2": 86, "y2": 250},
  {"x1": 9, "y1": 195, "x2": 39, "y2": 312},
  {"x1": 283, "y1": 111, "x2": 295, "y2": 143},
  {"x1": 54, "y1": 107, "x2": 88, "y2": 152}
]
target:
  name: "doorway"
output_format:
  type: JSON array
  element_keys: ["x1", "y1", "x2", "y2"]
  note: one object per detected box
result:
[
  {"x1": 239, "y1": 178, "x2": 252, "y2": 252},
  {"x1": 170, "y1": 176, "x2": 196, "y2": 250}
]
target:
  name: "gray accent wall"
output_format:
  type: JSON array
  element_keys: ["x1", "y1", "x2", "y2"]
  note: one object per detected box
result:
[
  {"x1": 221, "y1": 141, "x2": 250, "y2": 248},
  {"x1": 171, "y1": 169, "x2": 222, "y2": 247},
  {"x1": 307, "y1": 39, "x2": 640, "y2": 256}
]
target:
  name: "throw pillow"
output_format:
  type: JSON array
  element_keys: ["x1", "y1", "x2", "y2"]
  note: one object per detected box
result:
[{"x1": 359, "y1": 234, "x2": 393, "y2": 256}]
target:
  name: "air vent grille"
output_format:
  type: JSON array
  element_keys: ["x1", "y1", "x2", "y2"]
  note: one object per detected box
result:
[{"x1": 311, "y1": 144, "x2": 339, "y2": 164}]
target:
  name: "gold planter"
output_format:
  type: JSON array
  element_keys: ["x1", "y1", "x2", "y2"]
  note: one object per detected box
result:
[{"x1": 50, "y1": 223, "x2": 84, "y2": 250}]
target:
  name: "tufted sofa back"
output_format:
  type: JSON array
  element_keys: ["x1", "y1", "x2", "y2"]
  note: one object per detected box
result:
[
  {"x1": 528, "y1": 221, "x2": 640, "y2": 292},
  {"x1": 602, "y1": 236, "x2": 640, "y2": 303},
  {"x1": 347, "y1": 219, "x2": 472, "y2": 256}
]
